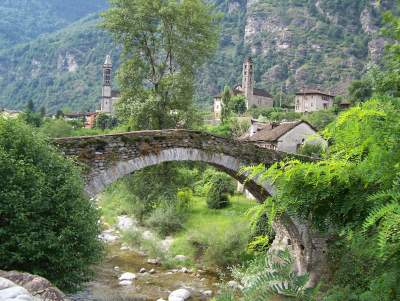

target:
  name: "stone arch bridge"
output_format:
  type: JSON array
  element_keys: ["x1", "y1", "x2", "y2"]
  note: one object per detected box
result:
[{"x1": 54, "y1": 129, "x2": 326, "y2": 286}]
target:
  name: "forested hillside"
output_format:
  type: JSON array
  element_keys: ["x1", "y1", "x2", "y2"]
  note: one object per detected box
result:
[
  {"x1": 0, "y1": 0, "x2": 397, "y2": 112},
  {"x1": 0, "y1": 0, "x2": 107, "y2": 49}
]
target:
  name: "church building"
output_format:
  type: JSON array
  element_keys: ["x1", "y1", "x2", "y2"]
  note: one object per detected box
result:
[
  {"x1": 213, "y1": 57, "x2": 273, "y2": 120},
  {"x1": 100, "y1": 55, "x2": 120, "y2": 114}
]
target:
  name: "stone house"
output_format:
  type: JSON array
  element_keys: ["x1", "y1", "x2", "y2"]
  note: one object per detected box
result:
[
  {"x1": 238, "y1": 119, "x2": 327, "y2": 198},
  {"x1": 100, "y1": 55, "x2": 120, "y2": 115},
  {"x1": 295, "y1": 89, "x2": 335, "y2": 113},
  {"x1": 213, "y1": 57, "x2": 273, "y2": 120},
  {"x1": 245, "y1": 120, "x2": 327, "y2": 153}
]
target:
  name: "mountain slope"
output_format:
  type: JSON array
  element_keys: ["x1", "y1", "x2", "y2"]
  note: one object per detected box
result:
[
  {"x1": 0, "y1": 0, "x2": 397, "y2": 112},
  {"x1": 0, "y1": 14, "x2": 116, "y2": 112},
  {"x1": 0, "y1": 0, "x2": 107, "y2": 49}
]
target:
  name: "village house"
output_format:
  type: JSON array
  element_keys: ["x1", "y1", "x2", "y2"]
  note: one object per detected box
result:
[
  {"x1": 64, "y1": 112, "x2": 97, "y2": 129},
  {"x1": 0, "y1": 108, "x2": 22, "y2": 119},
  {"x1": 100, "y1": 55, "x2": 120, "y2": 115},
  {"x1": 244, "y1": 119, "x2": 327, "y2": 153},
  {"x1": 214, "y1": 57, "x2": 273, "y2": 120},
  {"x1": 295, "y1": 89, "x2": 335, "y2": 113},
  {"x1": 238, "y1": 119, "x2": 327, "y2": 198}
]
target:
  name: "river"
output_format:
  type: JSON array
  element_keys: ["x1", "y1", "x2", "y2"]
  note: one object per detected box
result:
[{"x1": 68, "y1": 242, "x2": 218, "y2": 301}]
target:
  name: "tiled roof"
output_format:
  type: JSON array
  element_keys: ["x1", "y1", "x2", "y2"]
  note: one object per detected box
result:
[
  {"x1": 248, "y1": 121, "x2": 313, "y2": 142},
  {"x1": 253, "y1": 88, "x2": 273, "y2": 98},
  {"x1": 296, "y1": 89, "x2": 335, "y2": 97}
]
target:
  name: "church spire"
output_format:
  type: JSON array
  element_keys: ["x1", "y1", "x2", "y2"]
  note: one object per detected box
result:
[{"x1": 104, "y1": 54, "x2": 112, "y2": 66}]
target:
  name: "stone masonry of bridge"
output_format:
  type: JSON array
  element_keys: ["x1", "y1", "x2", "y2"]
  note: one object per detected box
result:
[{"x1": 54, "y1": 129, "x2": 327, "y2": 287}]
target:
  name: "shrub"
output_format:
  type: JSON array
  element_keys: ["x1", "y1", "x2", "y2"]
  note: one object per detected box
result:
[
  {"x1": 204, "y1": 170, "x2": 235, "y2": 209},
  {"x1": 145, "y1": 192, "x2": 192, "y2": 237},
  {"x1": 188, "y1": 223, "x2": 251, "y2": 267},
  {"x1": 0, "y1": 118, "x2": 102, "y2": 291},
  {"x1": 206, "y1": 184, "x2": 230, "y2": 209}
]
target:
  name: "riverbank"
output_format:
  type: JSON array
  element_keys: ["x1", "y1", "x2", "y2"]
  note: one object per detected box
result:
[{"x1": 67, "y1": 193, "x2": 257, "y2": 300}]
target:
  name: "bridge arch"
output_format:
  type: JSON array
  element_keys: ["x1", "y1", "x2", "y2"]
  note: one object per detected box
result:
[
  {"x1": 54, "y1": 130, "x2": 325, "y2": 286},
  {"x1": 84, "y1": 147, "x2": 272, "y2": 200}
]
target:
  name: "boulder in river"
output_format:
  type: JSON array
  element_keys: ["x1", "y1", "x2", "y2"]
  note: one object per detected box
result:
[
  {"x1": 118, "y1": 280, "x2": 132, "y2": 286},
  {"x1": 0, "y1": 271, "x2": 66, "y2": 301},
  {"x1": 118, "y1": 272, "x2": 137, "y2": 281},
  {"x1": 117, "y1": 216, "x2": 136, "y2": 231},
  {"x1": 168, "y1": 288, "x2": 191, "y2": 301},
  {"x1": 174, "y1": 255, "x2": 188, "y2": 262},
  {"x1": 147, "y1": 258, "x2": 160, "y2": 265}
]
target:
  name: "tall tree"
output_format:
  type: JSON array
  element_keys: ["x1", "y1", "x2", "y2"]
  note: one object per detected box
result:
[
  {"x1": 221, "y1": 85, "x2": 231, "y2": 123},
  {"x1": 102, "y1": 0, "x2": 220, "y2": 130}
]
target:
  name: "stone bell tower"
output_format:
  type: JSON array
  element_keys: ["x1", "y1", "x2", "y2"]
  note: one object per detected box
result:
[
  {"x1": 242, "y1": 57, "x2": 254, "y2": 109},
  {"x1": 101, "y1": 55, "x2": 113, "y2": 113}
]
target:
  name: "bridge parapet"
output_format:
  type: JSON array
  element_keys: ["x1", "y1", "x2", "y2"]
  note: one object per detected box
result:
[{"x1": 54, "y1": 129, "x2": 290, "y2": 172}]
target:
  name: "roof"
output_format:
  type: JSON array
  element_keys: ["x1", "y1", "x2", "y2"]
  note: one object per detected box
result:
[
  {"x1": 248, "y1": 120, "x2": 316, "y2": 142},
  {"x1": 253, "y1": 88, "x2": 273, "y2": 98},
  {"x1": 296, "y1": 89, "x2": 335, "y2": 97}
]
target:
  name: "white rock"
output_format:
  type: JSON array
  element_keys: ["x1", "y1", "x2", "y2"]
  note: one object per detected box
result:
[
  {"x1": 174, "y1": 255, "x2": 188, "y2": 261},
  {"x1": 0, "y1": 286, "x2": 32, "y2": 300},
  {"x1": 149, "y1": 269, "x2": 156, "y2": 274},
  {"x1": 147, "y1": 258, "x2": 160, "y2": 265},
  {"x1": 117, "y1": 215, "x2": 136, "y2": 231},
  {"x1": 168, "y1": 288, "x2": 191, "y2": 301},
  {"x1": 114, "y1": 266, "x2": 120, "y2": 271},
  {"x1": 0, "y1": 277, "x2": 15, "y2": 290},
  {"x1": 227, "y1": 280, "x2": 243, "y2": 290},
  {"x1": 118, "y1": 272, "x2": 137, "y2": 281},
  {"x1": 202, "y1": 290, "x2": 213, "y2": 297},
  {"x1": 156, "y1": 299, "x2": 167, "y2": 301},
  {"x1": 139, "y1": 268, "x2": 146, "y2": 273},
  {"x1": 99, "y1": 229, "x2": 118, "y2": 242},
  {"x1": 118, "y1": 280, "x2": 132, "y2": 286},
  {"x1": 180, "y1": 267, "x2": 189, "y2": 273},
  {"x1": 120, "y1": 246, "x2": 129, "y2": 251},
  {"x1": 142, "y1": 230, "x2": 155, "y2": 240}
]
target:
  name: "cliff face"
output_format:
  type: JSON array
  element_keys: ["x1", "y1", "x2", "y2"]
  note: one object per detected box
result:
[
  {"x1": 196, "y1": 0, "x2": 396, "y2": 103},
  {"x1": 0, "y1": 0, "x2": 397, "y2": 111}
]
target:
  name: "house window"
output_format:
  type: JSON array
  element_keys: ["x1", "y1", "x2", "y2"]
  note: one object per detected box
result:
[{"x1": 323, "y1": 103, "x2": 328, "y2": 109}]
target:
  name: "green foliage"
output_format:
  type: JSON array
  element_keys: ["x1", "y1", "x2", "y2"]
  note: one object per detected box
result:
[
  {"x1": 95, "y1": 113, "x2": 118, "y2": 130},
  {"x1": 362, "y1": 180, "x2": 400, "y2": 259},
  {"x1": 207, "y1": 185, "x2": 230, "y2": 209},
  {"x1": 215, "y1": 250, "x2": 315, "y2": 301},
  {"x1": 221, "y1": 86, "x2": 232, "y2": 123},
  {"x1": 299, "y1": 143, "x2": 324, "y2": 157},
  {"x1": 230, "y1": 95, "x2": 247, "y2": 115},
  {"x1": 145, "y1": 200, "x2": 189, "y2": 237},
  {"x1": 348, "y1": 79, "x2": 373, "y2": 103},
  {"x1": 188, "y1": 222, "x2": 251, "y2": 267},
  {"x1": 303, "y1": 110, "x2": 337, "y2": 130},
  {"x1": 0, "y1": 118, "x2": 102, "y2": 291},
  {"x1": 102, "y1": 0, "x2": 219, "y2": 130},
  {"x1": 40, "y1": 119, "x2": 74, "y2": 138},
  {"x1": 206, "y1": 172, "x2": 235, "y2": 209}
]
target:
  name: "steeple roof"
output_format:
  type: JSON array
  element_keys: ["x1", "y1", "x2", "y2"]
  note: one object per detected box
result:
[{"x1": 104, "y1": 55, "x2": 112, "y2": 65}]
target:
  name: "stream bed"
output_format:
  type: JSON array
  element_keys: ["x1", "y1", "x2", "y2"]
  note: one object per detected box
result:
[{"x1": 68, "y1": 241, "x2": 219, "y2": 301}]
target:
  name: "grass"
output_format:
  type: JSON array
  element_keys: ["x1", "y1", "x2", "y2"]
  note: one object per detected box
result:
[{"x1": 169, "y1": 195, "x2": 257, "y2": 264}]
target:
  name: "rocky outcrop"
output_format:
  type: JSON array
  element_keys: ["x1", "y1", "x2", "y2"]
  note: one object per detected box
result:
[{"x1": 0, "y1": 271, "x2": 67, "y2": 301}]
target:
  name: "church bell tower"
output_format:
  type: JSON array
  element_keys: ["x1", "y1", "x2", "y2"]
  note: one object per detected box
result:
[
  {"x1": 242, "y1": 57, "x2": 254, "y2": 109},
  {"x1": 101, "y1": 55, "x2": 113, "y2": 113}
]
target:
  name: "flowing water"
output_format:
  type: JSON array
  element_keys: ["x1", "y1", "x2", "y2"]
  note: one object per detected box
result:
[{"x1": 68, "y1": 243, "x2": 219, "y2": 301}]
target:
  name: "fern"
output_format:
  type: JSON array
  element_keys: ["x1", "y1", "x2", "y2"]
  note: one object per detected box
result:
[
  {"x1": 223, "y1": 250, "x2": 316, "y2": 301},
  {"x1": 362, "y1": 188, "x2": 400, "y2": 258}
]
